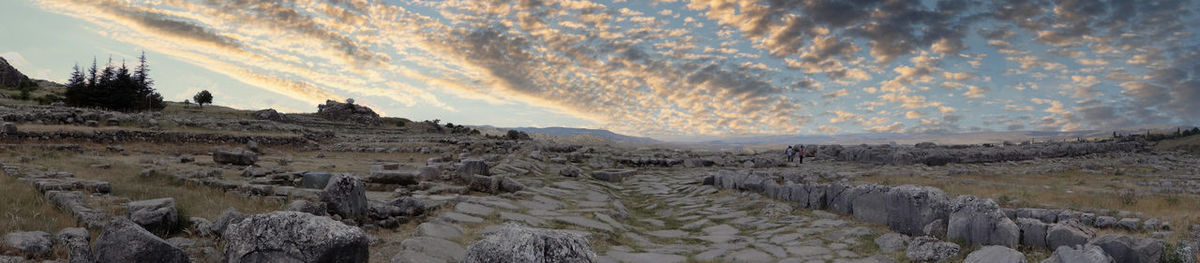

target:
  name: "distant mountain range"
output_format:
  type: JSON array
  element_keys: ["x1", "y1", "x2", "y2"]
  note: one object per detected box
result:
[{"x1": 508, "y1": 127, "x2": 659, "y2": 143}]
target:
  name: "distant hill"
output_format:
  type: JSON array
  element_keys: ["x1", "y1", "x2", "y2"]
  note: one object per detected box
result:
[
  {"x1": 505, "y1": 127, "x2": 659, "y2": 143},
  {"x1": 684, "y1": 126, "x2": 1198, "y2": 146}
]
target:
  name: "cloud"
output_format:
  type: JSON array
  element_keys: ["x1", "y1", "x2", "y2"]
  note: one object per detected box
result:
[{"x1": 963, "y1": 86, "x2": 990, "y2": 98}]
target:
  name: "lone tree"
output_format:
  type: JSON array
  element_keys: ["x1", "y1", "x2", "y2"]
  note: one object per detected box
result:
[
  {"x1": 193, "y1": 90, "x2": 213, "y2": 108},
  {"x1": 64, "y1": 51, "x2": 165, "y2": 111}
]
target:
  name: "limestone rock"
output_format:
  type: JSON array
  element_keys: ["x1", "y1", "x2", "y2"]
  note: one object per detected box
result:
[
  {"x1": 462, "y1": 223, "x2": 597, "y2": 263},
  {"x1": 559, "y1": 165, "x2": 582, "y2": 177},
  {"x1": 222, "y1": 211, "x2": 369, "y2": 263},
  {"x1": 964, "y1": 246, "x2": 1026, "y2": 263},
  {"x1": 92, "y1": 217, "x2": 190, "y2": 263},
  {"x1": 875, "y1": 233, "x2": 911, "y2": 253},
  {"x1": 886, "y1": 185, "x2": 950, "y2": 236},
  {"x1": 1088, "y1": 234, "x2": 1162, "y2": 263},
  {"x1": 127, "y1": 197, "x2": 179, "y2": 233},
  {"x1": 1040, "y1": 244, "x2": 1114, "y2": 263},
  {"x1": 252, "y1": 109, "x2": 288, "y2": 122},
  {"x1": 457, "y1": 159, "x2": 490, "y2": 177},
  {"x1": 907, "y1": 236, "x2": 961, "y2": 262},
  {"x1": 948, "y1": 195, "x2": 1019, "y2": 248},
  {"x1": 321, "y1": 174, "x2": 368, "y2": 222},
  {"x1": 286, "y1": 200, "x2": 328, "y2": 216},
  {"x1": 209, "y1": 208, "x2": 248, "y2": 236},
  {"x1": 2, "y1": 231, "x2": 52, "y2": 258},
  {"x1": 213, "y1": 148, "x2": 257, "y2": 165},
  {"x1": 1017, "y1": 218, "x2": 1049, "y2": 250},
  {"x1": 591, "y1": 169, "x2": 635, "y2": 183},
  {"x1": 1047, "y1": 220, "x2": 1096, "y2": 252},
  {"x1": 56, "y1": 228, "x2": 91, "y2": 263}
]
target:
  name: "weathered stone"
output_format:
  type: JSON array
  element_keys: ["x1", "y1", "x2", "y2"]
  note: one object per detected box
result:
[
  {"x1": 925, "y1": 219, "x2": 948, "y2": 240},
  {"x1": 886, "y1": 185, "x2": 950, "y2": 236},
  {"x1": 222, "y1": 211, "x2": 369, "y2": 263},
  {"x1": 457, "y1": 159, "x2": 490, "y2": 177},
  {"x1": 875, "y1": 233, "x2": 911, "y2": 253},
  {"x1": 321, "y1": 174, "x2": 368, "y2": 222},
  {"x1": 212, "y1": 147, "x2": 257, "y2": 165},
  {"x1": 56, "y1": 228, "x2": 91, "y2": 263},
  {"x1": 390, "y1": 197, "x2": 428, "y2": 217},
  {"x1": 948, "y1": 195, "x2": 1019, "y2": 248},
  {"x1": 127, "y1": 197, "x2": 179, "y2": 233},
  {"x1": 1094, "y1": 216, "x2": 1117, "y2": 228},
  {"x1": 1017, "y1": 218, "x2": 1050, "y2": 250},
  {"x1": 851, "y1": 184, "x2": 891, "y2": 225},
  {"x1": 462, "y1": 223, "x2": 597, "y2": 263},
  {"x1": 401, "y1": 237, "x2": 465, "y2": 262},
  {"x1": 92, "y1": 218, "x2": 190, "y2": 263},
  {"x1": 367, "y1": 168, "x2": 420, "y2": 185},
  {"x1": 1115, "y1": 218, "x2": 1139, "y2": 231},
  {"x1": 301, "y1": 171, "x2": 334, "y2": 189},
  {"x1": 252, "y1": 109, "x2": 288, "y2": 122},
  {"x1": 591, "y1": 169, "x2": 636, "y2": 183},
  {"x1": 1047, "y1": 220, "x2": 1095, "y2": 251},
  {"x1": 464, "y1": 174, "x2": 501, "y2": 194},
  {"x1": 417, "y1": 221, "x2": 464, "y2": 240},
  {"x1": 209, "y1": 208, "x2": 248, "y2": 236},
  {"x1": 1, "y1": 122, "x2": 16, "y2": 134},
  {"x1": 1040, "y1": 244, "x2": 1114, "y2": 263},
  {"x1": 1088, "y1": 234, "x2": 1162, "y2": 263},
  {"x1": 907, "y1": 236, "x2": 961, "y2": 262},
  {"x1": 559, "y1": 165, "x2": 582, "y2": 177},
  {"x1": 2, "y1": 231, "x2": 52, "y2": 258},
  {"x1": 286, "y1": 200, "x2": 328, "y2": 216},
  {"x1": 964, "y1": 246, "x2": 1026, "y2": 263},
  {"x1": 726, "y1": 248, "x2": 774, "y2": 263},
  {"x1": 500, "y1": 176, "x2": 526, "y2": 193}
]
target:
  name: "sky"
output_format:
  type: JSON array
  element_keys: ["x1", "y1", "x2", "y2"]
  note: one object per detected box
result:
[{"x1": 1, "y1": 0, "x2": 1197, "y2": 140}]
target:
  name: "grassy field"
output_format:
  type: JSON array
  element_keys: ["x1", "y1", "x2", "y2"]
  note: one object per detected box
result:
[
  {"x1": 0, "y1": 173, "x2": 78, "y2": 234},
  {"x1": 1154, "y1": 134, "x2": 1200, "y2": 154}
]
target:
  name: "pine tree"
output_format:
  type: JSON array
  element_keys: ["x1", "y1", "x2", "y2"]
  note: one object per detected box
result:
[
  {"x1": 134, "y1": 51, "x2": 153, "y2": 89},
  {"x1": 87, "y1": 57, "x2": 98, "y2": 87},
  {"x1": 65, "y1": 64, "x2": 87, "y2": 106}
]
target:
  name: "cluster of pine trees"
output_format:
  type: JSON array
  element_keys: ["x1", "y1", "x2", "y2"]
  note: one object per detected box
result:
[{"x1": 65, "y1": 51, "x2": 165, "y2": 111}]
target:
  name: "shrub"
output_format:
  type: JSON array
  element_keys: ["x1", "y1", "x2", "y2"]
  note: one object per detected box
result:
[
  {"x1": 193, "y1": 90, "x2": 213, "y2": 108},
  {"x1": 506, "y1": 130, "x2": 531, "y2": 140},
  {"x1": 1119, "y1": 189, "x2": 1138, "y2": 206}
]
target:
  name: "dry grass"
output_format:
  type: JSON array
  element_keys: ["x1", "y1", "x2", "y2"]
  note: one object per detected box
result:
[
  {"x1": 0, "y1": 173, "x2": 78, "y2": 234},
  {"x1": 858, "y1": 171, "x2": 1200, "y2": 240},
  {"x1": 1154, "y1": 134, "x2": 1200, "y2": 154}
]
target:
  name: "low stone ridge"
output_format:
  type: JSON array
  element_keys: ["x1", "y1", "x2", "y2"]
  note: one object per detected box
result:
[
  {"x1": 127, "y1": 197, "x2": 179, "y2": 234},
  {"x1": 252, "y1": 108, "x2": 288, "y2": 122},
  {"x1": 906, "y1": 236, "x2": 960, "y2": 262},
  {"x1": 321, "y1": 174, "x2": 369, "y2": 222},
  {"x1": 462, "y1": 223, "x2": 597, "y2": 263},
  {"x1": 812, "y1": 140, "x2": 1146, "y2": 166},
  {"x1": 2, "y1": 231, "x2": 53, "y2": 259},
  {"x1": 317, "y1": 99, "x2": 382, "y2": 126},
  {"x1": 46, "y1": 190, "x2": 108, "y2": 229},
  {"x1": 92, "y1": 217, "x2": 190, "y2": 263},
  {"x1": 875, "y1": 233, "x2": 911, "y2": 253},
  {"x1": 367, "y1": 165, "x2": 420, "y2": 185},
  {"x1": 212, "y1": 147, "x2": 257, "y2": 165},
  {"x1": 222, "y1": 211, "x2": 369, "y2": 263},
  {"x1": 964, "y1": 246, "x2": 1026, "y2": 263},
  {"x1": 1041, "y1": 245, "x2": 1114, "y2": 263}
]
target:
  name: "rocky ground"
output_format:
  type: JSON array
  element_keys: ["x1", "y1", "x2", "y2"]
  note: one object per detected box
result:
[{"x1": 0, "y1": 101, "x2": 1198, "y2": 263}]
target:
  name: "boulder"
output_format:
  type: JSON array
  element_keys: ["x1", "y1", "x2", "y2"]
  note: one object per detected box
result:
[
  {"x1": 127, "y1": 197, "x2": 179, "y2": 233},
  {"x1": 1088, "y1": 234, "x2": 1162, "y2": 263},
  {"x1": 1115, "y1": 218, "x2": 1139, "y2": 231},
  {"x1": 964, "y1": 246, "x2": 1026, "y2": 263},
  {"x1": 2, "y1": 231, "x2": 52, "y2": 258},
  {"x1": 321, "y1": 174, "x2": 368, "y2": 222},
  {"x1": 252, "y1": 109, "x2": 288, "y2": 122},
  {"x1": 209, "y1": 208, "x2": 248, "y2": 236},
  {"x1": 886, "y1": 185, "x2": 950, "y2": 236},
  {"x1": 925, "y1": 219, "x2": 948, "y2": 240},
  {"x1": 456, "y1": 159, "x2": 490, "y2": 177},
  {"x1": 1040, "y1": 244, "x2": 1114, "y2": 263},
  {"x1": 1047, "y1": 220, "x2": 1096, "y2": 251},
  {"x1": 462, "y1": 223, "x2": 597, "y2": 263},
  {"x1": 464, "y1": 174, "x2": 501, "y2": 194},
  {"x1": 500, "y1": 176, "x2": 526, "y2": 193},
  {"x1": 591, "y1": 169, "x2": 636, "y2": 183},
  {"x1": 559, "y1": 165, "x2": 582, "y2": 177},
  {"x1": 56, "y1": 228, "x2": 91, "y2": 263},
  {"x1": 287, "y1": 200, "x2": 328, "y2": 216},
  {"x1": 222, "y1": 211, "x2": 369, "y2": 263},
  {"x1": 92, "y1": 218, "x2": 190, "y2": 263},
  {"x1": 367, "y1": 166, "x2": 420, "y2": 185},
  {"x1": 316, "y1": 99, "x2": 382, "y2": 126},
  {"x1": 1094, "y1": 216, "x2": 1117, "y2": 228},
  {"x1": 418, "y1": 166, "x2": 442, "y2": 181},
  {"x1": 948, "y1": 195, "x2": 1019, "y2": 248},
  {"x1": 390, "y1": 197, "x2": 428, "y2": 217},
  {"x1": 301, "y1": 171, "x2": 334, "y2": 189},
  {"x1": 875, "y1": 233, "x2": 911, "y2": 253},
  {"x1": 1, "y1": 122, "x2": 15, "y2": 134},
  {"x1": 1017, "y1": 218, "x2": 1050, "y2": 250},
  {"x1": 907, "y1": 236, "x2": 961, "y2": 262},
  {"x1": 213, "y1": 148, "x2": 257, "y2": 165}
]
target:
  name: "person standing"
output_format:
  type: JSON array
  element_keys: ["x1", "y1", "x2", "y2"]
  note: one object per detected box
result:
[
  {"x1": 786, "y1": 146, "x2": 794, "y2": 162},
  {"x1": 797, "y1": 145, "x2": 805, "y2": 164}
]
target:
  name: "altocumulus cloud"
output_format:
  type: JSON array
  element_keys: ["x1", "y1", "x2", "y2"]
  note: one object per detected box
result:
[{"x1": 33, "y1": 0, "x2": 1200, "y2": 136}]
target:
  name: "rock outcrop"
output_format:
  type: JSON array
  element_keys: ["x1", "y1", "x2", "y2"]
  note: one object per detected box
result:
[
  {"x1": 1088, "y1": 234, "x2": 1162, "y2": 263},
  {"x1": 213, "y1": 148, "x2": 257, "y2": 165},
  {"x1": 222, "y1": 211, "x2": 369, "y2": 263},
  {"x1": 321, "y1": 174, "x2": 368, "y2": 222},
  {"x1": 462, "y1": 223, "x2": 597, "y2": 263},
  {"x1": 127, "y1": 197, "x2": 179, "y2": 233},
  {"x1": 1041, "y1": 245, "x2": 1115, "y2": 263},
  {"x1": 907, "y1": 236, "x2": 960, "y2": 262},
  {"x1": 0, "y1": 57, "x2": 32, "y2": 88},
  {"x1": 964, "y1": 246, "x2": 1026, "y2": 263},
  {"x1": 56, "y1": 228, "x2": 91, "y2": 263},
  {"x1": 317, "y1": 99, "x2": 381, "y2": 126}
]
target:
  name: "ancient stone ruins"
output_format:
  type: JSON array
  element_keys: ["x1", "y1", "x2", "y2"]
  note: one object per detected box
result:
[{"x1": 0, "y1": 101, "x2": 1198, "y2": 263}]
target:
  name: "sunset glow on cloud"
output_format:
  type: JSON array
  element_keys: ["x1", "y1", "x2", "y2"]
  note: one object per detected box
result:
[{"x1": 2, "y1": 0, "x2": 1197, "y2": 138}]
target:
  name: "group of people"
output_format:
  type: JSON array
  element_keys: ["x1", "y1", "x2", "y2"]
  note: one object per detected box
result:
[{"x1": 785, "y1": 145, "x2": 804, "y2": 163}]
